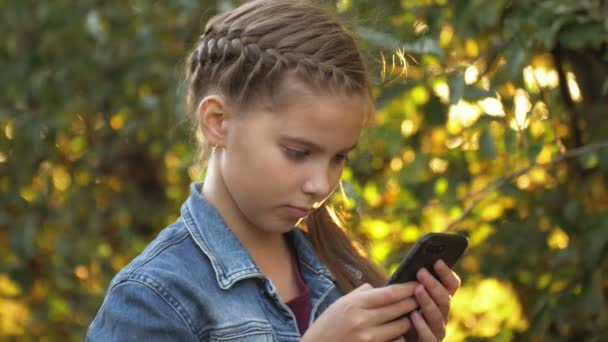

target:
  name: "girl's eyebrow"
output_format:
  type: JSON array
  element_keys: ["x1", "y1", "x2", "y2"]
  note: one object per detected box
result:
[{"x1": 280, "y1": 135, "x2": 357, "y2": 153}]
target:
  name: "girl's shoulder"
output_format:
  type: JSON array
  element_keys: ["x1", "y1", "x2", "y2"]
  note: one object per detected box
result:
[
  {"x1": 107, "y1": 219, "x2": 217, "y2": 297},
  {"x1": 88, "y1": 220, "x2": 277, "y2": 340}
]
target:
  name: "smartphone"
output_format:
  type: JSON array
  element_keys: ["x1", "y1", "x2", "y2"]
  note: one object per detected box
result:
[{"x1": 386, "y1": 233, "x2": 468, "y2": 285}]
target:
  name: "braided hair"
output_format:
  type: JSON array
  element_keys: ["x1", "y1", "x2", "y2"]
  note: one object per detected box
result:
[
  {"x1": 183, "y1": 0, "x2": 386, "y2": 292},
  {"x1": 185, "y1": 0, "x2": 371, "y2": 113}
]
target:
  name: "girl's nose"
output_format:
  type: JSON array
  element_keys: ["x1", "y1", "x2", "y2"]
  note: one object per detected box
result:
[{"x1": 302, "y1": 164, "x2": 332, "y2": 198}]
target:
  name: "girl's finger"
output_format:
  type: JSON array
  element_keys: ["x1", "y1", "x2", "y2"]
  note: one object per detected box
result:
[
  {"x1": 414, "y1": 285, "x2": 446, "y2": 335},
  {"x1": 368, "y1": 316, "x2": 412, "y2": 342},
  {"x1": 355, "y1": 282, "x2": 418, "y2": 309},
  {"x1": 368, "y1": 298, "x2": 418, "y2": 325},
  {"x1": 410, "y1": 310, "x2": 440, "y2": 342},
  {"x1": 416, "y1": 268, "x2": 451, "y2": 317},
  {"x1": 351, "y1": 283, "x2": 373, "y2": 293},
  {"x1": 434, "y1": 260, "x2": 461, "y2": 295},
  {"x1": 388, "y1": 337, "x2": 405, "y2": 342}
]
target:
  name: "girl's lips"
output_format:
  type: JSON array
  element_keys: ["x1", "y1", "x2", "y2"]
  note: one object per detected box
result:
[{"x1": 284, "y1": 205, "x2": 311, "y2": 218}]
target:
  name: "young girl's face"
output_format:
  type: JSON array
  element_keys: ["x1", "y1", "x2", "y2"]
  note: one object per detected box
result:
[{"x1": 219, "y1": 81, "x2": 369, "y2": 235}]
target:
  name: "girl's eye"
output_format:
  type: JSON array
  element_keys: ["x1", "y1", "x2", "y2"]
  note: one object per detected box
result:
[
  {"x1": 333, "y1": 153, "x2": 350, "y2": 164},
  {"x1": 283, "y1": 146, "x2": 309, "y2": 160}
]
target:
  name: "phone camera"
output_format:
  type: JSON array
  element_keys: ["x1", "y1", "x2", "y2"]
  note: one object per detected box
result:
[{"x1": 426, "y1": 244, "x2": 445, "y2": 254}]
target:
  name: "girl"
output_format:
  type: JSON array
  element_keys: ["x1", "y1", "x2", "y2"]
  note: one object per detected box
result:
[{"x1": 87, "y1": 1, "x2": 461, "y2": 341}]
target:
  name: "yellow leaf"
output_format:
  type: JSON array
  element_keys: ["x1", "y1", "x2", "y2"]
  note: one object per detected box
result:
[
  {"x1": 363, "y1": 183, "x2": 382, "y2": 207},
  {"x1": 0, "y1": 298, "x2": 30, "y2": 335},
  {"x1": 110, "y1": 113, "x2": 124, "y2": 130},
  {"x1": 547, "y1": 227, "x2": 569, "y2": 250},
  {"x1": 0, "y1": 274, "x2": 21, "y2": 297},
  {"x1": 370, "y1": 241, "x2": 391, "y2": 263},
  {"x1": 52, "y1": 165, "x2": 71, "y2": 192},
  {"x1": 399, "y1": 225, "x2": 420, "y2": 243},
  {"x1": 480, "y1": 202, "x2": 504, "y2": 221},
  {"x1": 362, "y1": 219, "x2": 391, "y2": 240}
]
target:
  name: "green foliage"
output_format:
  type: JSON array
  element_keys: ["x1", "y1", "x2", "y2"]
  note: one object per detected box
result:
[
  {"x1": 1, "y1": 0, "x2": 217, "y2": 339},
  {"x1": 1, "y1": 0, "x2": 607, "y2": 341},
  {"x1": 341, "y1": 0, "x2": 608, "y2": 340}
]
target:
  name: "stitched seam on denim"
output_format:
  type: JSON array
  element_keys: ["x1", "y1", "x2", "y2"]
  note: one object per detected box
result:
[
  {"x1": 118, "y1": 274, "x2": 198, "y2": 335},
  {"x1": 310, "y1": 283, "x2": 335, "y2": 324},
  {"x1": 223, "y1": 269, "x2": 264, "y2": 284},
  {"x1": 124, "y1": 227, "x2": 190, "y2": 277},
  {"x1": 274, "y1": 330, "x2": 303, "y2": 340},
  {"x1": 201, "y1": 320, "x2": 274, "y2": 340},
  {"x1": 300, "y1": 259, "x2": 333, "y2": 279},
  {"x1": 212, "y1": 330, "x2": 273, "y2": 341}
]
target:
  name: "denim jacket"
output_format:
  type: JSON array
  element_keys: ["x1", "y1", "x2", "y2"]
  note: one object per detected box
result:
[{"x1": 86, "y1": 183, "x2": 343, "y2": 341}]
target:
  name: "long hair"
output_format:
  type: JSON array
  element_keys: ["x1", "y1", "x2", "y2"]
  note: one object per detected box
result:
[{"x1": 184, "y1": 0, "x2": 386, "y2": 292}]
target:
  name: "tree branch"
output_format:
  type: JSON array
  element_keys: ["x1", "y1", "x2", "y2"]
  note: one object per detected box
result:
[{"x1": 444, "y1": 140, "x2": 608, "y2": 231}]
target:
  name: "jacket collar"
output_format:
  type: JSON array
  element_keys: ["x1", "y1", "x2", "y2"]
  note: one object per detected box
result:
[{"x1": 181, "y1": 182, "x2": 333, "y2": 289}]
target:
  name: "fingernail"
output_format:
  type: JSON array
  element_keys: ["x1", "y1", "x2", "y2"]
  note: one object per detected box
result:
[{"x1": 420, "y1": 268, "x2": 431, "y2": 280}]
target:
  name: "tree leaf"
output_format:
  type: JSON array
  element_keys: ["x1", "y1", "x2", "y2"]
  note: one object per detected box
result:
[
  {"x1": 401, "y1": 37, "x2": 445, "y2": 58},
  {"x1": 449, "y1": 74, "x2": 465, "y2": 104},
  {"x1": 558, "y1": 21, "x2": 607, "y2": 50},
  {"x1": 505, "y1": 129, "x2": 518, "y2": 154},
  {"x1": 356, "y1": 28, "x2": 445, "y2": 57},
  {"x1": 356, "y1": 27, "x2": 403, "y2": 50},
  {"x1": 480, "y1": 127, "x2": 497, "y2": 160},
  {"x1": 463, "y1": 85, "x2": 495, "y2": 101},
  {"x1": 528, "y1": 143, "x2": 543, "y2": 162}
]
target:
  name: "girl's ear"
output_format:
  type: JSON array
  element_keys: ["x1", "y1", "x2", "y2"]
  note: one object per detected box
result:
[{"x1": 197, "y1": 95, "x2": 230, "y2": 147}]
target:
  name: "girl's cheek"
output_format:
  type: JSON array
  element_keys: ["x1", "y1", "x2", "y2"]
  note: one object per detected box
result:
[{"x1": 331, "y1": 163, "x2": 346, "y2": 179}]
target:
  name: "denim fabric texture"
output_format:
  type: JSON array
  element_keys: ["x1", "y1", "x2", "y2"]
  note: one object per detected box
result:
[{"x1": 86, "y1": 182, "x2": 343, "y2": 341}]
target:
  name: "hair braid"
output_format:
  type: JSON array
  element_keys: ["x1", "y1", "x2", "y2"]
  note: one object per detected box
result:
[
  {"x1": 194, "y1": 34, "x2": 352, "y2": 92},
  {"x1": 185, "y1": 2, "x2": 369, "y2": 114}
]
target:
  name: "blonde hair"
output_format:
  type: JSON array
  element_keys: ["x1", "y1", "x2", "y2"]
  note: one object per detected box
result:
[{"x1": 184, "y1": 0, "x2": 386, "y2": 292}]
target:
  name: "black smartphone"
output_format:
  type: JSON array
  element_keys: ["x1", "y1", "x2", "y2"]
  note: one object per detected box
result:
[{"x1": 386, "y1": 233, "x2": 468, "y2": 285}]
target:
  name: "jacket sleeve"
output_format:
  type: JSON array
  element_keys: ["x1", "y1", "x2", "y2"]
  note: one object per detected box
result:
[{"x1": 86, "y1": 279, "x2": 198, "y2": 341}]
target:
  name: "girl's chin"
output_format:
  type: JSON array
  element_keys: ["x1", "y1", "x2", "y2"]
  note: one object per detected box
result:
[{"x1": 252, "y1": 217, "x2": 299, "y2": 235}]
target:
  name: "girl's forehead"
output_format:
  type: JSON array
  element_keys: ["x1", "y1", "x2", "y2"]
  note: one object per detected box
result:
[
  {"x1": 271, "y1": 83, "x2": 366, "y2": 118},
  {"x1": 230, "y1": 75, "x2": 372, "y2": 149},
  {"x1": 246, "y1": 87, "x2": 368, "y2": 150},
  {"x1": 269, "y1": 77, "x2": 372, "y2": 118}
]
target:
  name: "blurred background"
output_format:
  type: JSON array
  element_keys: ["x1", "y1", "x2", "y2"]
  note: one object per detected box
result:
[{"x1": 1, "y1": 0, "x2": 607, "y2": 340}]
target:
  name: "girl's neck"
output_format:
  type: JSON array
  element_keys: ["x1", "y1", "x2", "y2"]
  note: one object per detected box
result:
[
  {"x1": 201, "y1": 162, "x2": 298, "y2": 298},
  {"x1": 201, "y1": 158, "x2": 289, "y2": 262}
]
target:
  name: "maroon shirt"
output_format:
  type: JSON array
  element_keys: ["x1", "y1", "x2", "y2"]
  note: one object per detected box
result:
[{"x1": 285, "y1": 246, "x2": 311, "y2": 335}]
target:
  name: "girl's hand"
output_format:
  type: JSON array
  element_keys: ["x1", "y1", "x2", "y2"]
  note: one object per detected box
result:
[
  {"x1": 302, "y1": 282, "x2": 419, "y2": 342},
  {"x1": 406, "y1": 259, "x2": 462, "y2": 342}
]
